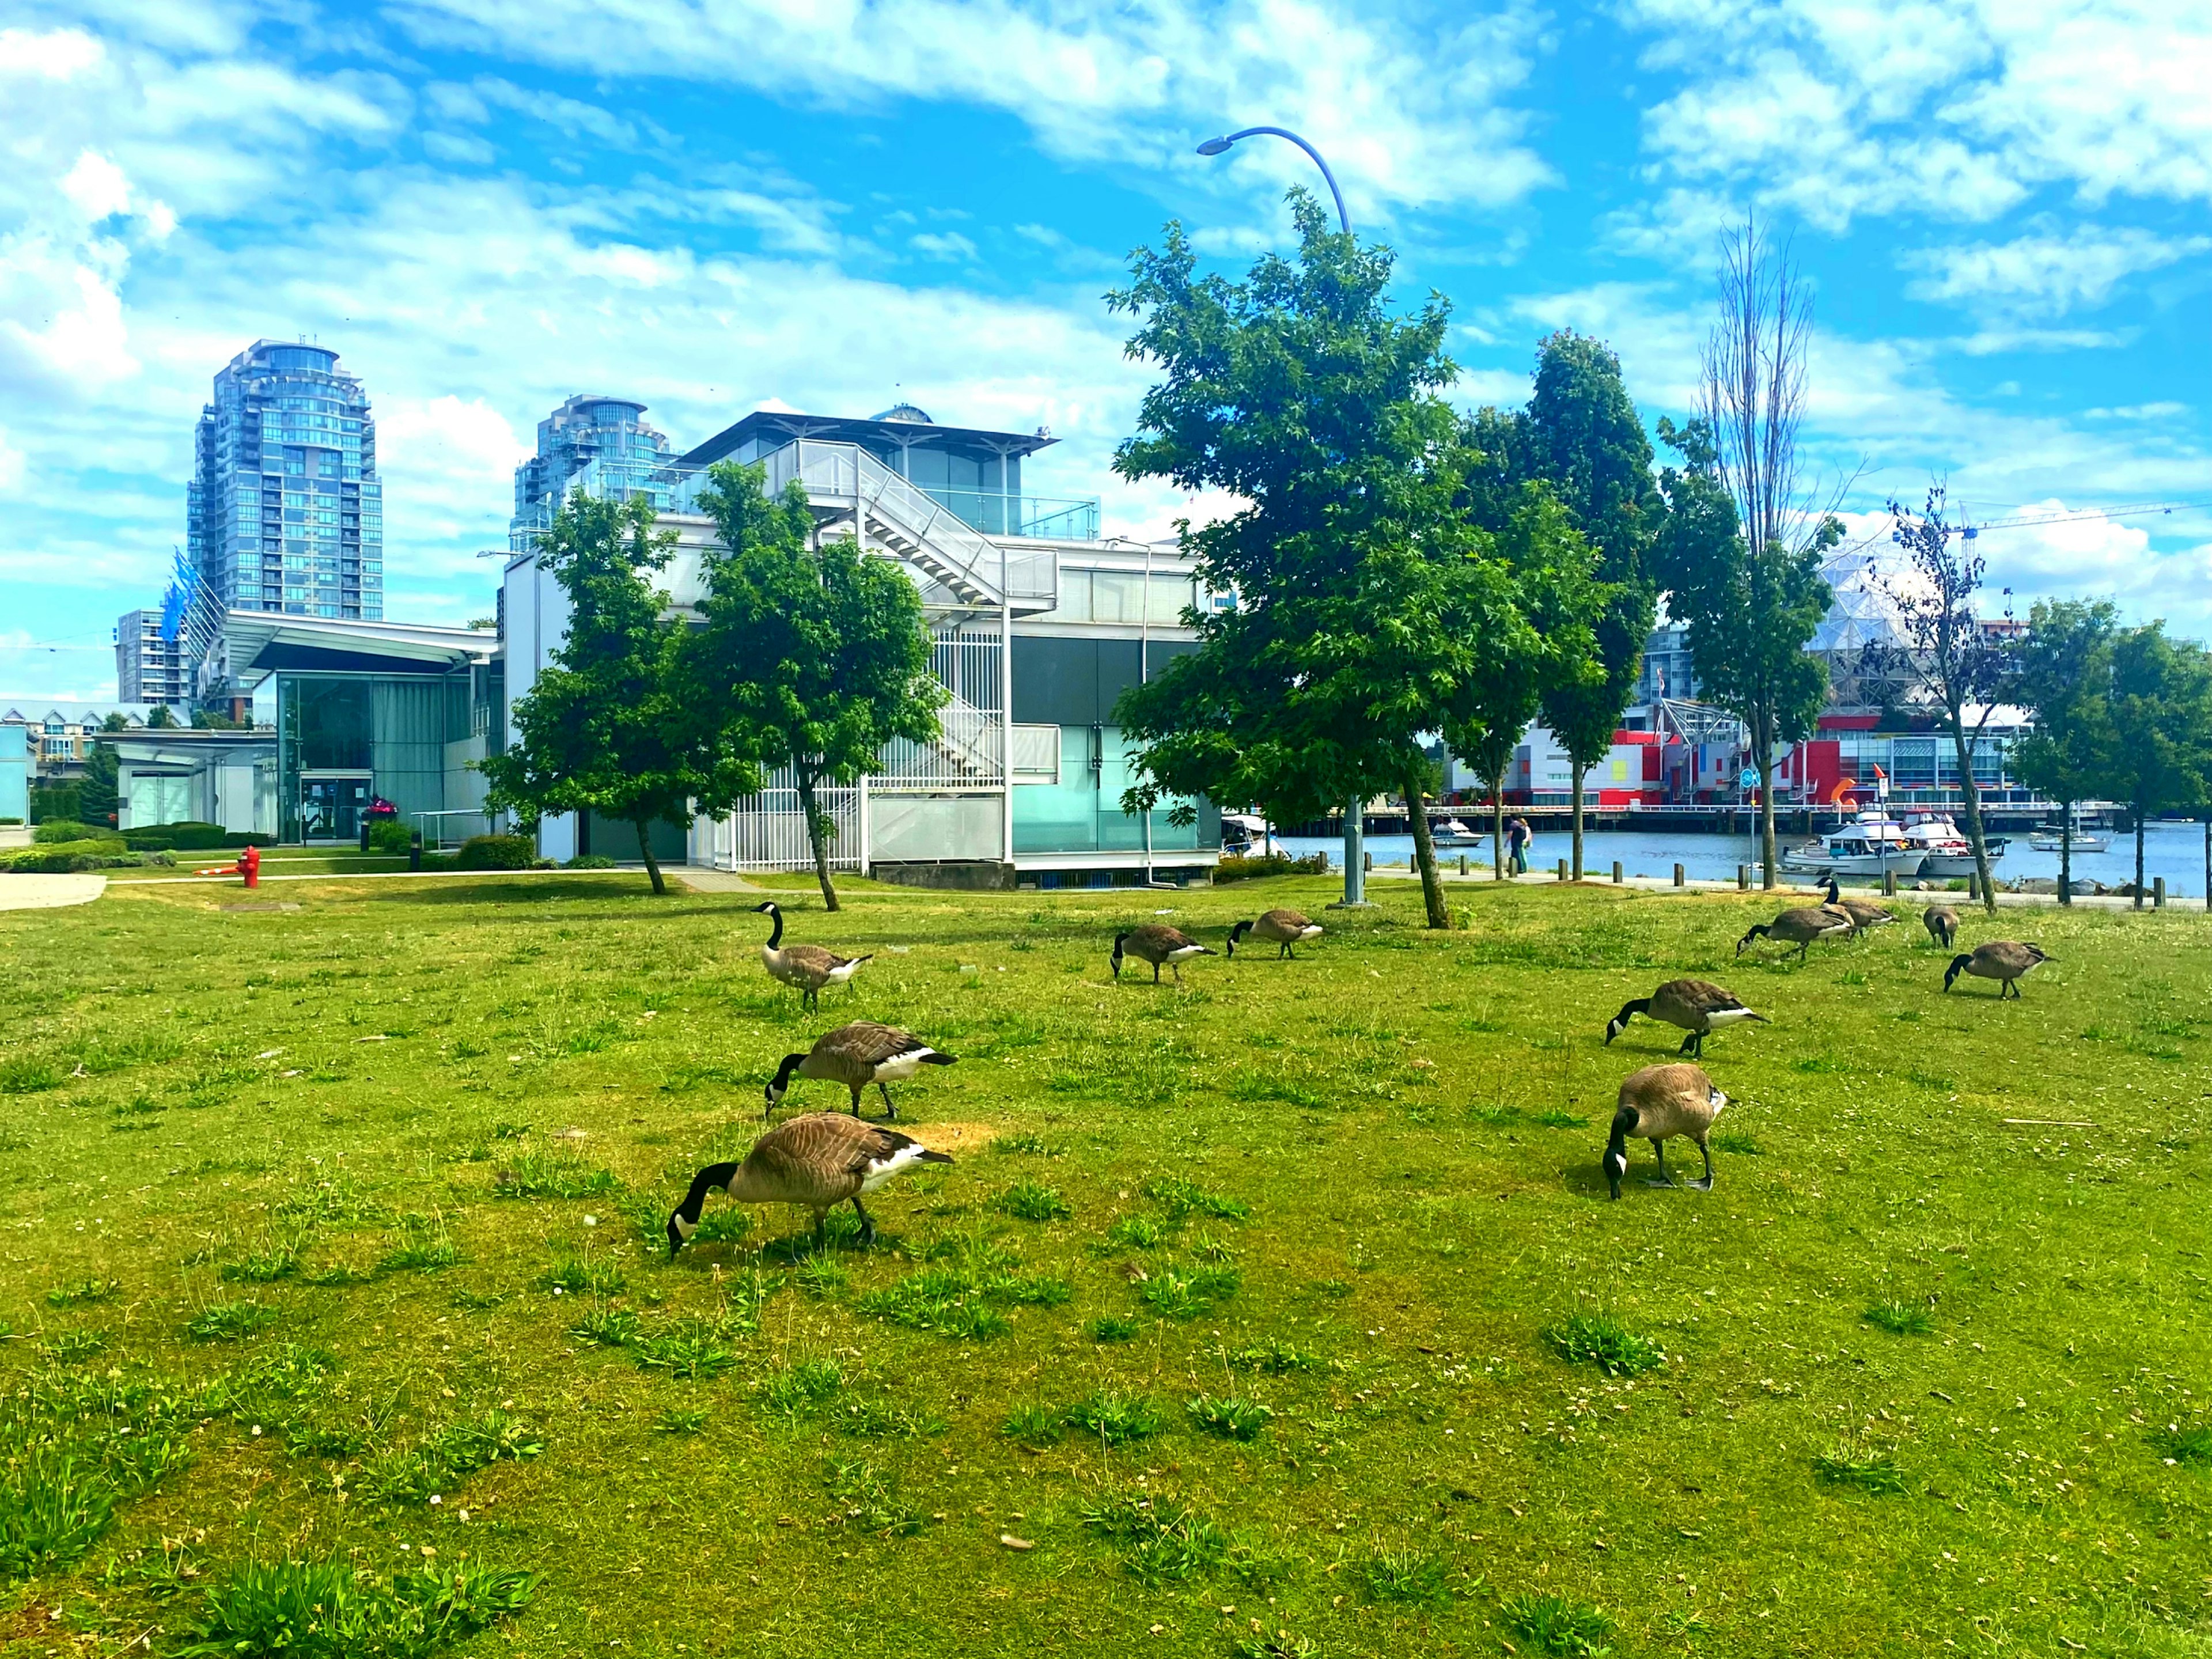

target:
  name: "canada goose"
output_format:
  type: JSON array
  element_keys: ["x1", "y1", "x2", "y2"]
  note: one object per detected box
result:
[
  {"x1": 1605, "y1": 979, "x2": 1768, "y2": 1059},
  {"x1": 1226, "y1": 909, "x2": 1323, "y2": 960},
  {"x1": 1111, "y1": 923, "x2": 1213, "y2": 984},
  {"x1": 1944, "y1": 941, "x2": 2051, "y2": 999},
  {"x1": 1736, "y1": 904, "x2": 1854, "y2": 961},
  {"x1": 1604, "y1": 1062, "x2": 1728, "y2": 1200},
  {"x1": 667, "y1": 1113, "x2": 951, "y2": 1255},
  {"x1": 1822, "y1": 876, "x2": 1899, "y2": 936},
  {"x1": 766, "y1": 1022, "x2": 956, "y2": 1121},
  {"x1": 752, "y1": 901, "x2": 871, "y2": 1010},
  {"x1": 1923, "y1": 906, "x2": 1959, "y2": 948}
]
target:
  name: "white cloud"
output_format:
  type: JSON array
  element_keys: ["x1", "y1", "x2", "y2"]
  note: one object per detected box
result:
[
  {"x1": 910, "y1": 230, "x2": 979, "y2": 262},
  {"x1": 0, "y1": 428, "x2": 22, "y2": 492},
  {"x1": 386, "y1": 0, "x2": 1557, "y2": 223},
  {"x1": 60, "y1": 151, "x2": 134, "y2": 220},
  {"x1": 1904, "y1": 226, "x2": 2211, "y2": 319},
  {"x1": 0, "y1": 26, "x2": 105, "y2": 79}
]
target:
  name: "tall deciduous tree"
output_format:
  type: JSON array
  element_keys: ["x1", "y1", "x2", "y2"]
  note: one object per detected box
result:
[
  {"x1": 1520, "y1": 332, "x2": 1658, "y2": 880},
  {"x1": 2010, "y1": 599, "x2": 2118, "y2": 905},
  {"x1": 2103, "y1": 622, "x2": 2212, "y2": 910},
  {"x1": 482, "y1": 492, "x2": 736, "y2": 896},
  {"x1": 1108, "y1": 192, "x2": 1486, "y2": 930},
  {"x1": 1652, "y1": 417, "x2": 1834, "y2": 888},
  {"x1": 1881, "y1": 486, "x2": 2013, "y2": 912},
  {"x1": 687, "y1": 461, "x2": 946, "y2": 913}
]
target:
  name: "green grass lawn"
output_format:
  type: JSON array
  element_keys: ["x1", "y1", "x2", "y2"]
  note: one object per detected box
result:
[{"x1": 3, "y1": 872, "x2": 2209, "y2": 1657}]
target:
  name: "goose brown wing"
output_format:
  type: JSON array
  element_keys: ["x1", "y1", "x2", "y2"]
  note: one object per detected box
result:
[
  {"x1": 1257, "y1": 908, "x2": 1312, "y2": 936},
  {"x1": 1657, "y1": 979, "x2": 1748, "y2": 1015},
  {"x1": 782, "y1": 943, "x2": 853, "y2": 975},
  {"x1": 744, "y1": 1113, "x2": 889, "y2": 1203},
  {"x1": 816, "y1": 1022, "x2": 927, "y2": 1067},
  {"x1": 1131, "y1": 923, "x2": 1196, "y2": 955}
]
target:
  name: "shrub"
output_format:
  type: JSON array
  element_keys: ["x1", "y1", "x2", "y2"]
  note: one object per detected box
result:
[
  {"x1": 32, "y1": 820, "x2": 99, "y2": 843},
  {"x1": 565, "y1": 853, "x2": 617, "y2": 869},
  {"x1": 367, "y1": 819, "x2": 414, "y2": 855},
  {"x1": 456, "y1": 834, "x2": 535, "y2": 870},
  {"x1": 1214, "y1": 851, "x2": 1331, "y2": 883},
  {"x1": 3, "y1": 839, "x2": 130, "y2": 874}
]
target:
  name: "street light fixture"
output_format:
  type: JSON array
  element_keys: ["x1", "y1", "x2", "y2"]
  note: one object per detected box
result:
[{"x1": 1195, "y1": 123, "x2": 1370, "y2": 905}]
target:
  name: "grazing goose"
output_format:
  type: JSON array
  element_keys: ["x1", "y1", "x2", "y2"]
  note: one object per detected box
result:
[
  {"x1": 752, "y1": 901, "x2": 871, "y2": 1010},
  {"x1": 1605, "y1": 979, "x2": 1768, "y2": 1059},
  {"x1": 667, "y1": 1113, "x2": 951, "y2": 1255},
  {"x1": 1736, "y1": 904, "x2": 1855, "y2": 961},
  {"x1": 1823, "y1": 876, "x2": 1899, "y2": 936},
  {"x1": 1226, "y1": 908, "x2": 1324, "y2": 960},
  {"x1": 1944, "y1": 941, "x2": 2051, "y2": 999},
  {"x1": 1604, "y1": 1062, "x2": 1729, "y2": 1200},
  {"x1": 1923, "y1": 906, "x2": 1959, "y2": 948},
  {"x1": 766, "y1": 1022, "x2": 955, "y2": 1120},
  {"x1": 1111, "y1": 923, "x2": 1213, "y2": 984}
]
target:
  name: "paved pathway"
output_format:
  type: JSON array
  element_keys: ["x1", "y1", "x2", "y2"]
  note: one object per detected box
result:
[
  {"x1": 673, "y1": 868, "x2": 763, "y2": 893},
  {"x1": 0, "y1": 874, "x2": 106, "y2": 911}
]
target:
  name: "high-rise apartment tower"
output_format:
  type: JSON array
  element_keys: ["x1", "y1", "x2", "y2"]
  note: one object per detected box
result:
[
  {"x1": 510, "y1": 395, "x2": 670, "y2": 547},
  {"x1": 187, "y1": 340, "x2": 383, "y2": 630}
]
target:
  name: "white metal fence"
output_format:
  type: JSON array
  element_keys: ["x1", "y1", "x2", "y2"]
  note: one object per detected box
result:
[{"x1": 704, "y1": 773, "x2": 862, "y2": 873}]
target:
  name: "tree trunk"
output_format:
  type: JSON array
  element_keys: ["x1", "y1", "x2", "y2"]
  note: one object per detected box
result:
[
  {"x1": 1945, "y1": 710, "x2": 1998, "y2": 914},
  {"x1": 1755, "y1": 722, "x2": 1778, "y2": 892},
  {"x1": 2134, "y1": 802, "x2": 2146, "y2": 912},
  {"x1": 1569, "y1": 762, "x2": 1585, "y2": 881},
  {"x1": 1489, "y1": 766, "x2": 1507, "y2": 882},
  {"x1": 2059, "y1": 805, "x2": 2071, "y2": 906},
  {"x1": 632, "y1": 815, "x2": 666, "y2": 897},
  {"x1": 1404, "y1": 762, "x2": 1448, "y2": 929},
  {"x1": 797, "y1": 775, "x2": 840, "y2": 912}
]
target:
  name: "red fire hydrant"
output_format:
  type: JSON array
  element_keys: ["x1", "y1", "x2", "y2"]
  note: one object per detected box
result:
[{"x1": 196, "y1": 844, "x2": 260, "y2": 888}]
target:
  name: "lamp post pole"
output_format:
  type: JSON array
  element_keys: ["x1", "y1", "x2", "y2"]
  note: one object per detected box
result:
[{"x1": 1195, "y1": 124, "x2": 1370, "y2": 906}]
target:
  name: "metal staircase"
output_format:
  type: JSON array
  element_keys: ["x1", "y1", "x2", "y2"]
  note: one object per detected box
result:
[{"x1": 762, "y1": 440, "x2": 1010, "y2": 608}]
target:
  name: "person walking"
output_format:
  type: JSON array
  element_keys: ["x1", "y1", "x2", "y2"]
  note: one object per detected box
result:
[{"x1": 1506, "y1": 815, "x2": 1532, "y2": 877}]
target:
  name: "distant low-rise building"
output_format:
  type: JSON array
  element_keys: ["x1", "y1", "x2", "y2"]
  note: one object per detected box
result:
[{"x1": 115, "y1": 610, "x2": 191, "y2": 707}]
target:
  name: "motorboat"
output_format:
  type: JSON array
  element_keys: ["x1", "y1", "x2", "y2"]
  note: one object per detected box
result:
[
  {"x1": 1429, "y1": 816, "x2": 1485, "y2": 846},
  {"x1": 1899, "y1": 811, "x2": 2005, "y2": 876},
  {"x1": 1780, "y1": 810, "x2": 1923, "y2": 877},
  {"x1": 1220, "y1": 812, "x2": 1268, "y2": 853}
]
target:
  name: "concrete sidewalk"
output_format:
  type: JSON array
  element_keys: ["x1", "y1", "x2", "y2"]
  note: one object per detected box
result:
[{"x1": 0, "y1": 874, "x2": 106, "y2": 911}]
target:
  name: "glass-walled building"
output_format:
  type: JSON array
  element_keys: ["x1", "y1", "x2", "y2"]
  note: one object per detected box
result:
[{"x1": 510, "y1": 395, "x2": 672, "y2": 548}]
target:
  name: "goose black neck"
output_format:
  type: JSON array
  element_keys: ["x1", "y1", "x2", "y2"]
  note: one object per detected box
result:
[
  {"x1": 676, "y1": 1161, "x2": 740, "y2": 1226},
  {"x1": 1229, "y1": 921, "x2": 1252, "y2": 944},
  {"x1": 760, "y1": 906, "x2": 785, "y2": 948},
  {"x1": 771, "y1": 1054, "x2": 805, "y2": 1090},
  {"x1": 1616, "y1": 998, "x2": 1650, "y2": 1024}
]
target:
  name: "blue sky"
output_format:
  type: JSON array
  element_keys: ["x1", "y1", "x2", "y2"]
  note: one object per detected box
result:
[{"x1": 3, "y1": 0, "x2": 2208, "y2": 698}]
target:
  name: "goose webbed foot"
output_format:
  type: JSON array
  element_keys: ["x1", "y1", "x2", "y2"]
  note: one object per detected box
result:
[
  {"x1": 1676, "y1": 1031, "x2": 1699, "y2": 1056},
  {"x1": 1686, "y1": 1176, "x2": 1714, "y2": 1191},
  {"x1": 851, "y1": 1198, "x2": 876, "y2": 1249},
  {"x1": 877, "y1": 1082, "x2": 897, "y2": 1119}
]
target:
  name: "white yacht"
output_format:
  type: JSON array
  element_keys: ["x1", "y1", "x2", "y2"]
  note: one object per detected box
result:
[
  {"x1": 1781, "y1": 812, "x2": 1923, "y2": 877},
  {"x1": 1899, "y1": 811, "x2": 2005, "y2": 876}
]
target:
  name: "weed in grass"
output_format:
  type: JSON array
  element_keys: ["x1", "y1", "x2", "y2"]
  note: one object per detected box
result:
[
  {"x1": 1234, "y1": 1632, "x2": 1321, "y2": 1659},
  {"x1": 1080, "y1": 1487, "x2": 1230, "y2": 1585},
  {"x1": 1064, "y1": 1389, "x2": 1161, "y2": 1445},
  {"x1": 1188, "y1": 1228, "x2": 1238, "y2": 1263},
  {"x1": 39, "y1": 1330, "x2": 107, "y2": 1363},
  {"x1": 655, "y1": 1407, "x2": 709, "y2": 1435},
  {"x1": 0, "y1": 1057, "x2": 63, "y2": 1094},
  {"x1": 44, "y1": 1279, "x2": 122, "y2": 1308},
  {"x1": 1361, "y1": 1547, "x2": 1451, "y2": 1606},
  {"x1": 493, "y1": 1120, "x2": 531, "y2": 1139},
  {"x1": 1812, "y1": 1442, "x2": 1906, "y2": 1495},
  {"x1": 632, "y1": 1319, "x2": 737, "y2": 1380},
  {"x1": 358, "y1": 1448, "x2": 444, "y2": 1506},
  {"x1": 450, "y1": 1289, "x2": 503, "y2": 1312},
  {"x1": 1002, "y1": 1403, "x2": 1065, "y2": 1448},
  {"x1": 1543, "y1": 1312, "x2": 1665, "y2": 1377},
  {"x1": 1090, "y1": 1315, "x2": 1139, "y2": 1343},
  {"x1": 493, "y1": 1150, "x2": 620, "y2": 1200},
  {"x1": 1500, "y1": 1590, "x2": 1617, "y2": 1656},
  {"x1": 2150, "y1": 1421, "x2": 2212, "y2": 1465},
  {"x1": 538, "y1": 1250, "x2": 625, "y2": 1297},
  {"x1": 379, "y1": 1219, "x2": 461, "y2": 1273},
  {"x1": 570, "y1": 1304, "x2": 638, "y2": 1347},
  {"x1": 721, "y1": 1266, "x2": 777, "y2": 1334},
  {"x1": 1226, "y1": 1336, "x2": 1316, "y2": 1374},
  {"x1": 1187, "y1": 1393, "x2": 1272, "y2": 1440},
  {"x1": 1863, "y1": 1298, "x2": 1934, "y2": 1336},
  {"x1": 1106, "y1": 1215, "x2": 1164, "y2": 1250},
  {"x1": 1145, "y1": 1176, "x2": 1250, "y2": 1223},
  {"x1": 794, "y1": 1254, "x2": 849, "y2": 1300},
  {"x1": 187, "y1": 1301, "x2": 275, "y2": 1342},
  {"x1": 995, "y1": 1180, "x2": 1073, "y2": 1222},
  {"x1": 431, "y1": 1411, "x2": 544, "y2": 1475},
  {"x1": 762, "y1": 1358, "x2": 844, "y2": 1418},
  {"x1": 989, "y1": 1133, "x2": 1062, "y2": 1156},
  {"x1": 1138, "y1": 1262, "x2": 1240, "y2": 1320},
  {"x1": 300, "y1": 1264, "x2": 377, "y2": 1287},
  {"x1": 181, "y1": 1557, "x2": 536, "y2": 1658},
  {"x1": 1711, "y1": 1129, "x2": 1762, "y2": 1156},
  {"x1": 0, "y1": 1446, "x2": 126, "y2": 1579},
  {"x1": 1535, "y1": 1109, "x2": 1591, "y2": 1129},
  {"x1": 284, "y1": 1421, "x2": 368, "y2": 1459},
  {"x1": 824, "y1": 1459, "x2": 929, "y2": 1538},
  {"x1": 830, "y1": 1399, "x2": 946, "y2": 1440},
  {"x1": 218, "y1": 1243, "x2": 299, "y2": 1284}
]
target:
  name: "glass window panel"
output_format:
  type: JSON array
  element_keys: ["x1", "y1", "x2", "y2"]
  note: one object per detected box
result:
[
  {"x1": 1092, "y1": 571, "x2": 1143, "y2": 623},
  {"x1": 1148, "y1": 574, "x2": 1195, "y2": 623}
]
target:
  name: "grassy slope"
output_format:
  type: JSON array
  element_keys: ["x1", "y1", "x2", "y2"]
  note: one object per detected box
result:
[{"x1": 2, "y1": 873, "x2": 2209, "y2": 1657}]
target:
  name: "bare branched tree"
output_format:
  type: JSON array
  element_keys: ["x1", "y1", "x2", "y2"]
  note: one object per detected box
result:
[
  {"x1": 1680, "y1": 213, "x2": 1849, "y2": 887},
  {"x1": 1881, "y1": 485, "x2": 2014, "y2": 914}
]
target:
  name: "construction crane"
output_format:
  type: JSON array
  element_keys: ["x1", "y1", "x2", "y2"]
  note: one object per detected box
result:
[{"x1": 1958, "y1": 499, "x2": 2212, "y2": 540}]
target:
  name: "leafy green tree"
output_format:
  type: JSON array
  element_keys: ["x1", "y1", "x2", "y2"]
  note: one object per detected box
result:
[
  {"x1": 1439, "y1": 486, "x2": 1603, "y2": 879},
  {"x1": 100, "y1": 711, "x2": 128, "y2": 733},
  {"x1": 686, "y1": 461, "x2": 946, "y2": 912},
  {"x1": 2103, "y1": 622, "x2": 2212, "y2": 909},
  {"x1": 1107, "y1": 192, "x2": 1496, "y2": 929},
  {"x1": 1510, "y1": 331, "x2": 1659, "y2": 879},
  {"x1": 482, "y1": 491, "x2": 739, "y2": 896},
  {"x1": 78, "y1": 741, "x2": 120, "y2": 829},
  {"x1": 146, "y1": 704, "x2": 179, "y2": 730},
  {"x1": 1652, "y1": 417, "x2": 1834, "y2": 888},
  {"x1": 2010, "y1": 599, "x2": 2118, "y2": 904}
]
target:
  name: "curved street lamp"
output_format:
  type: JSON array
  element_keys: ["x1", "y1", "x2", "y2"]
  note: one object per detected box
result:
[{"x1": 1196, "y1": 125, "x2": 1370, "y2": 904}]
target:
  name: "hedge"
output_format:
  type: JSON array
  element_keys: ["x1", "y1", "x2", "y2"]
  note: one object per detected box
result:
[
  {"x1": 32, "y1": 821, "x2": 100, "y2": 844},
  {"x1": 2, "y1": 838, "x2": 130, "y2": 873},
  {"x1": 121, "y1": 823, "x2": 272, "y2": 851},
  {"x1": 366, "y1": 819, "x2": 414, "y2": 855},
  {"x1": 456, "y1": 834, "x2": 536, "y2": 870},
  {"x1": 1213, "y1": 850, "x2": 1332, "y2": 884}
]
